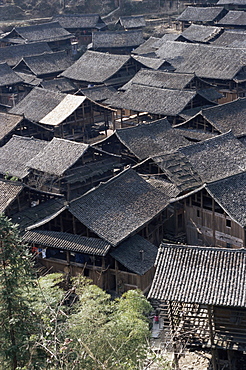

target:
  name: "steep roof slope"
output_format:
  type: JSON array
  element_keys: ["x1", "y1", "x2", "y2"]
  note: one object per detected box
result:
[
  {"x1": 206, "y1": 172, "x2": 246, "y2": 227},
  {"x1": 114, "y1": 118, "x2": 189, "y2": 160},
  {"x1": 0, "y1": 135, "x2": 48, "y2": 179},
  {"x1": 14, "y1": 51, "x2": 73, "y2": 77},
  {"x1": 70, "y1": 169, "x2": 169, "y2": 246},
  {"x1": 61, "y1": 50, "x2": 130, "y2": 83},
  {"x1": 27, "y1": 137, "x2": 89, "y2": 176},
  {"x1": 157, "y1": 41, "x2": 245, "y2": 80},
  {"x1": 177, "y1": 6, "x2": 226, "y2": 22}
]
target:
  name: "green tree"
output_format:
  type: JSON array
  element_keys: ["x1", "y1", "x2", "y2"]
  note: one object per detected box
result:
[{"x1": 0, "y1": 214, "x2": 36, "y2": 370}]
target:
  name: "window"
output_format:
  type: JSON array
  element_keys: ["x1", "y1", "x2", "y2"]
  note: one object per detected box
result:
[
  {"x1": 226, "y1": 219, "x2": 231, "y2": 228},
  {"x1": 197, "y1": 209, "x2": 200, "y2": 218}
]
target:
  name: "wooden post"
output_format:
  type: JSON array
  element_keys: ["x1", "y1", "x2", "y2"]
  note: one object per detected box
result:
[
  {"x1": 207, "y1": 305, "x2": 217, "y2": 370},
  {"x1": 169, "y1": 301, "x2": 180, "y2": 370}
]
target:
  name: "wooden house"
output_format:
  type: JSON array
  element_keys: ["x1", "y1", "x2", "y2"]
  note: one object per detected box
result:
[
  {"x1": 79, "y1": 85, "x2": 117, "y2": 104},
  {"x1": 0, "y1": 112, "x2": 53, "y2": 146},
  {"x1": 52, "y1": 14, "x2": 106, "y2": 46},
  {"x1": 174, "y1": 98, "x2": 246, "y2": 140},
  {"x1": 9, "y1": 87, "x2": 116, "y2": 142},
  {"x1": 177, "y1": 171, "x2": 246, "y2": 248},
  {"x1": 115, "y1": 16, "x2": 146, "y2": 31},
  {"x1": 0, "y1": 22, "x2": 73, "y2": 52},
  {"x1": 131, "y1": 36, "x2": 164, "y2": 56},
  {"x1": 176, "y1": 6, "x2": 227, "y2": 30},
  {"x1": 0, "y1": 62, "x2": 27, "y2": 108},
  {"x1": 26, "y1": 137, "x2": 122, "y2": 200},
  {"x1": 217, "y1": 0, "x2": 246, "y2": 10},
  {"x1": 176, "y1": 24, "x2": 223, "y2": 43},
  {"x1": 132, "y1": 34, "x2": 178, "y2": 57},
  {"x1": 0, "y1": 135, "x2": 48, "y2": 181},
  {"x1": 105, "y1": 83, "x2": 216, "y2": 125},
  {"x1": 121, "y1": 69, "x2": 221, "y2": 103},
  {"x1": 21, "y1": 169, "x2": 171, "y2": 293},
  {"x1": 95, "y1": 118, "x2": 190, "y2": 164},
  {"x1": 212, "y1": 30, "x2": 246, "y2": 48},
  {"x1": 41, "y1": 78, "x2": 77, "y2": 94},
  {"x1": 0, "y1": 42, "x2": 52, "y2": 67},
  {"x1": 89, "y1": 30, "x2": 144, "y2": 54},
  {"x1": 156, "y1": 41, "x2": 246, "y2": 103},
  {"x1": 161, "y1": 132, "x2": 246, "y2": 245},
  {"x1": 218, "y1": 10, "x2": 246, "y2": 29},
  {"x1": 148, "y1": 244, "x2": 246, "y2": 370},
  {"x1": 0, "y1": 178, "x2": 62, "y2": 218},
  {"x1": 60, "y1": 50, "x2": 143, "y2": 89},
  {"x1": 164, "y1": 131, "x2": 246, "y2": 186},
  {"x1": 13, "y1": 51, "x2": 73, "y2": 80}
]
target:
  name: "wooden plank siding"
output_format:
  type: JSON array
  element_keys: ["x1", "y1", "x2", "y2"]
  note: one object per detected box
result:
[{"x1": 183, "y1": 190, "x2": 245, "y2": 248}]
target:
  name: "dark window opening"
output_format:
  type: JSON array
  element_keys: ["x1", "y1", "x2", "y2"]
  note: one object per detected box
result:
[{"x1": 226, "y1": 219, "x2": 231, "y2": 228}]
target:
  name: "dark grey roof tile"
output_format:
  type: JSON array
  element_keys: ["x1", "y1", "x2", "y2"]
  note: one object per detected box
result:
[
  {"x1": 148, "y1": 243, "x2": 246, "y2": 308},
  {"x1": 110, "y1": 234, "x2": 157, "y2": 275}
]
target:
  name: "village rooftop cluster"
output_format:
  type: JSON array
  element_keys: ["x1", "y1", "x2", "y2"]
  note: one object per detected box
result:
[{"x1": 0, "y1": 0, "x2": 246, "y2": 367}]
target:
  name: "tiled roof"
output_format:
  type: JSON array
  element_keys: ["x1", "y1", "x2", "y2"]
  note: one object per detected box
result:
[
  {"x1": 0, "y1": 112, "x2": 23, "y2": 142},
  {"x1": 114, "y1": 118, "x2": 189, "y2": 160},
  {"x1": 0, "y1": 62, "x2": 23, "y2": 87},
  {"x1": 0, "y1": 135, "x2": 48, "y2": 179},
  {"x1": 12, "y1": 197, "x2": 65, "y2": 231},
  {"x1": 0, "y1": 42, "x2": 52, "y2": 67},
  {"x1": 206, "y1": 172, "x2": 246, "y2": 227},
  {"x1": 212, "y1": 30, "x2": 246, "y2": 48},
  {"x1": 157, "y1": 41, "x2": 245, "y2": 80},
  {"x1": 143, "y1": 177, "x2": 180, "y2": 198},
  {"x1": 118, "y1": 16, "x2": 146, "y2": 29},
  {"x1": 177, "y1": 6, "x2": 226, "y2": 22},
  {"x1": 106, "y1": 84, "x2": 200, "y2": 116},
  {"x1": 79, "y1": 85, "x2": 116, "y2": 102},
  {"x1": 121, "y1": 69, "x2": 197, "y2": 90},
  {"x1": 218, "y1": 10, "x2": 246, "y2": 26},
  {"x1": 131, "y1": 36, "x2": 163, "y2": 55},
  {"x1": 27, "y1": 137, "x2": 89, "y2": 176},
  {"x1": 23, "y1": 230, "x2": 111, "y2": 256},
  {"x1": 16, "y1": 72, "x2": 42, "y2": 86},
  {"x1": 69, "y1": 169, "x2": 169, "y2": 246},
  {"x1": 132, "y1": 55, "x2": 173, "y2": 71},
  {"x1": 61, "y1": 50, "x2": 130, "y2": 83},
  {"x1": 110, "y1": 234, "x2": 157, "y2": 275},
  {"x1": 175, "y1": 127, "x2": 218, "y2": 142},
  {"x1": 180, "y1": 131, "x2": 246, "y2": 182},
  {"x1": 5, "y1": 22, "x2": 73, "y2": 43},
  {"x1": 10, "y1": 87, "x2": 86, "y2": 125},
  {"x1": 200, "y1": 98, "x2": 246, "y2": 137},
  {"x1": 64, "y1": 157, "x2": 122, "y2": 184},
  {"x1": 0, "y1": 179, "x2": 23, "y2": 213},
  {"x1": 151, "y1": 152, "x2": 203, "y2": 192},
  {"x1": 148, "y1": 243, "x2": 246, "y2": 308},
  {"x1": 41, "y1": 78, "x2": 77, "y2": 93},
  {"x1": 10, "y1": 87, "x2": 65, "y2": 122},
  {"x1": 52, "y1": 14, "x2": 105, "y2": 29},
  {"x1": 179, "y1": 24, "x2": 222, "y2": 43},
  {"x1": 14, "y1": 51, "x2": 73, "y2": 77},
  {"x1": 91, "y1": 30, "x2": 144, "y2": 49}
]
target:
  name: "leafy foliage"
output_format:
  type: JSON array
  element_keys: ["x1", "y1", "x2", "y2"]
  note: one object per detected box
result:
[
  {"x1": 0, "y1": 216, "x2": 170, "y2": 370},
  {"x1": 0, "y1": 214, "x2": 36, "y2": 370}
]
